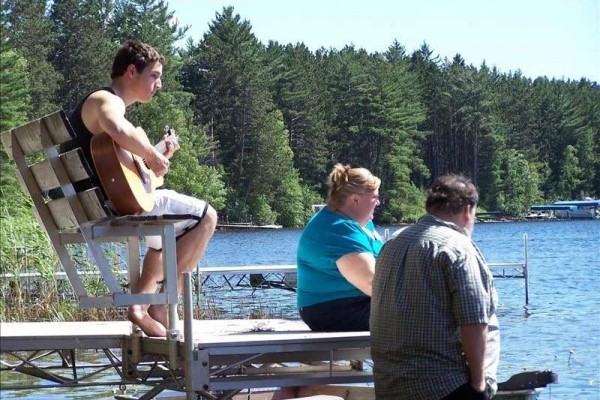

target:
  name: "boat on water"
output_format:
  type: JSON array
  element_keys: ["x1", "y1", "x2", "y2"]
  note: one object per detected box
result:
[{"x1": 528, "y1": 199, "x2": 600, "y2": 220}]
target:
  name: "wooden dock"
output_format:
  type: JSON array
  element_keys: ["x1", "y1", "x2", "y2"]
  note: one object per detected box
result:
[
  {"x1": 1, "y1": 268, "x2": 552, "y2": 400},
  {"x1": 0, "y1": 318, "x2": 372, "y2": 399},
  {"x1": 1, "y1": 320, "x2": 546, "y2": 400},
  {"x1": 0, "y1": 320, "x2": 132, "y2": 351}
]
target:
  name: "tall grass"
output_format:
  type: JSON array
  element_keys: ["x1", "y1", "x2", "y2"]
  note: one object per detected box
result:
[
  {"x1": 0, "y1": 208, "x2": 229, "y2": 322},
  {"x1": 0, "y1": 202, "x2": 272, "y2": 322},
  {"x1": 0, "y1": 203, "x2": 127, "y2": 322}
]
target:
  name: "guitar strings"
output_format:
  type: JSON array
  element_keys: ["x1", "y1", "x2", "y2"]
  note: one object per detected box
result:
[{"x1": 141, "y1": 136, "x2": 178, "y2": 167}]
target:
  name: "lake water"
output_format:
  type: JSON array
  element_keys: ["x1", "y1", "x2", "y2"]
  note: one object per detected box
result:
[{"x1": 2, "y1": 220, "x2": 599, "y2": 399}]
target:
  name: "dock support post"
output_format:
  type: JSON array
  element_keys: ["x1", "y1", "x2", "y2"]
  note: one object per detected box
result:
[
  {"x1": 162, "y1": 224, "x2": 180, "y2": 337},
  {"x1": 184, "y1": 272, "x2": 195, "y2": 400},
  {"x1": 523, "y1": 233, "x2": 529, "y2": 305}
]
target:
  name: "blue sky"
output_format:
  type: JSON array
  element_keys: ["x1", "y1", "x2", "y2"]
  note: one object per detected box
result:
[{"x1": 166, "y1": 0, "x2": 599, "y2": 82}]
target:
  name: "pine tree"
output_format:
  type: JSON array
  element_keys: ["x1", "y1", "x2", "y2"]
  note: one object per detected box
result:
[
  {"x1": 2, "y1": 0, "x2": 61, "y2": 117},
  {"x1": 496, "y1": 150, "x2": 542, "y2": 216},
  {"x1": 111, "y1": 0, "x2": 187, "y2": 53},
  {"x1": 180, "y1": 7, "x2": 307, "y2": 224},
  {"x1": 556, "y1": 145, "x2": 583, "y2": 200},
  {"x1": 470, "y1": 63, "x2": 507, "y2": 210},
  {"x1": 570, "y1": 79, "x2": 600, "y2": 197},
  {"x1": 0, "y1": 48, "x2": 31, "y2": 132},
  {"x1": 0, "y1": 45, "x2": 32, "y2": 214},
  {"x1": 49, "y1": 0, "x2": 114, "y2": 112},
  {"x1": 409, "y1": 43, "x2": 446, "y2": 179},
  {"x1": 266, "y1": 42, "x2": 331, "y2": 193},
  {"x1": 377, "y1": 44, "x2": 428, "y2": 222}
]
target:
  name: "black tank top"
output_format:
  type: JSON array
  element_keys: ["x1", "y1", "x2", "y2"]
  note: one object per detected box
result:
[{"x1": 68, "y1": 86, "x2": 115, "y2": 198}]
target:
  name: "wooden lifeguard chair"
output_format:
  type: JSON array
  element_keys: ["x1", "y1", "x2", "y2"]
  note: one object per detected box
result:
[{"x1": 0, "y1": 110, "x2": 184, "y2": 336}]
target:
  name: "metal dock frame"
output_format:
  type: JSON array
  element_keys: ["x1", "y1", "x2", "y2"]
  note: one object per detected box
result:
[
  {"x1": 488, "y1": 233, "x2": 530, "y2": 304},
  {"x1": 118, "y1": 272, "x2": 373, "y2": 399}
]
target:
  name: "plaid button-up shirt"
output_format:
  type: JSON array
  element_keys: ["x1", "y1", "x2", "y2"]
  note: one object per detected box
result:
[{"x1": 371, "y1": 214, "x2": 500, "y2": 400}]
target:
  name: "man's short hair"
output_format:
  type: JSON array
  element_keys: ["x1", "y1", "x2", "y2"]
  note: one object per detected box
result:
[
  {"x1": 425, "y1": 174, "x2": 479, "y2": 215},
  {"x1": 111, "y1": 40, "x2": 165, "y2": 79}
]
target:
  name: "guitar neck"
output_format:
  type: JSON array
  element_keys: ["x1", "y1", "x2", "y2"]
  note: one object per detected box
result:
[
  {"x1": 153, "y1": 131, "x2": 179, "y2": 155},
  {"x1": 155, "y1": 141, "x2": 168, "y2": 154},
  {"x1": 140, "y1": 140, "x2": 170, "y2": 169}
]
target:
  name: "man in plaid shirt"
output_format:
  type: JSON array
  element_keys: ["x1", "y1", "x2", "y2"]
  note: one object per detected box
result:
[{"x1": 371, "y1": 174, "x2": 499, "y2": 400}]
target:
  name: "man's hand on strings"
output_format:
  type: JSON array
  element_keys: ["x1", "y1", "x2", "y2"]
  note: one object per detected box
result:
[
  {"x1": 146, "y1": 150, "x2": 170, "y2": 177},
  {"x1": 161, "y1": 130, "x2": 179, "y2": 159}
]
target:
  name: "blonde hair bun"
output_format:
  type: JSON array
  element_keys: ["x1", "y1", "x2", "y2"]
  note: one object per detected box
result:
[{"x1": 327, "y1": 163, "x2": 381, "y2": 209}]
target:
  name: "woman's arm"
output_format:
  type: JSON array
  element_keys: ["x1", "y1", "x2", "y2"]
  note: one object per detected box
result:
[{"x1": 336, "y1": 252, "x2": 376, "y2": 296}]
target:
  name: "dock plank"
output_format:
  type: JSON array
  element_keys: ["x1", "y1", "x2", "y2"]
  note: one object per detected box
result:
[
  {"x1": 1, "y1": 319, "x2": 364, "y2": 352},
  {"x1": 0, "y1": 321, "x2": 133, "y2": 351}
]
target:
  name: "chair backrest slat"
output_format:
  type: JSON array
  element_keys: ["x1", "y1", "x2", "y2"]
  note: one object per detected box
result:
[
  {"x1": 1, "y1": 111, "x2": 74, "y2": 159},
  {"x1": 42, "y1": 111, "x2": 73, "y2": 145},
  {"x1": 47, "y1": 197, "x2": 79, "y2": 230},
  {"x1": 30, "y1": 149, "x2": 93, "y2": 192},
  {"x1": 79, "y1": 188, "x2": 109, "y2": 221},
  {"x1": 30, "y1": 161, "x2": 61, "y2": 192},
  {"x1": 1, "y1": 111, "x2": 109, "y2": 228},
  {"x1": 46, "y1": 188, "x2": 108, "y2": 230},
  {"x1": 62, "y1": 149, "x2": 93, "y2": 182},
  {"x1": 10, "y1": 119, "x2": 43, "y2": 156}
]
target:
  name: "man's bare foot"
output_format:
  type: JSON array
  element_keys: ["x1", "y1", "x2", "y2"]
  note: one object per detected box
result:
[
  {"x1": 128, "y1": 306, "x2": 167, "y2": 337},
  {"x1": 148, "y1": 304, "x2": 168, "y2": 329}
]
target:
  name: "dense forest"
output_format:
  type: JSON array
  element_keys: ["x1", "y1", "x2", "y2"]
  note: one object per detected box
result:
[{"x1": 2, "y1": 0, "x2": 599, "y2": 228}]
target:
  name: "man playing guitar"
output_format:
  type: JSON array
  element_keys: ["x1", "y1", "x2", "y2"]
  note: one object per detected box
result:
[{"x1": 70, "y1": 40, "x2": 217, "y2": 337}]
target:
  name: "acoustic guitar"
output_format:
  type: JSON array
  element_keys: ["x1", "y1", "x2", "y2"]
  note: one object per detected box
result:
[{"x1": 90, "y1": 126, "x2": 179, "y2": 215}]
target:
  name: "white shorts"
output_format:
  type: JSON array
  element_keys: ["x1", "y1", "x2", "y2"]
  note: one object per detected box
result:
[{"x1": 143, "y1": 189, "x2": 208, "y2": 250}]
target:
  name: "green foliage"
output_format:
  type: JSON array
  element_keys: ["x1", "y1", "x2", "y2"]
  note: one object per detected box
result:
[
  {"x1": 181, "y1": 7, "x2": 264, "y2": 200},
  {"x1": 0, "y1": 198, "x2": 57, "y2": 277},
  {"x1": 2, "y1": 0, "x2": 61, "y2": 117},
  {"x1": 0, "y1": 47, "x2": 31, "y2": 131},
  {"x1": 1, "y1": 0, "x2": 599, "y2": 322},
  {"x1": 1, "y1": 1, "x2": 598, "y2": 236},
  {"x1": 270, "y1": 173, "x2": 306, "y2": 227},
  {"x1": 0, "y1": 46, "x2": 37, "y2": 260},
  {"x1": 495, "y1": 150, "x2": 543, "y2": 216},
  {"x1": 111, "y1": 0, "x2": 187, "y2": 50},
  {"x1": 556, "y1": 145, "x2": 583, "y2": 200},
  {"x1": 382, "y1": 183, "x2": 426, "y2": 223},
  {"x1": 247, "y1": 109, "x2": 307, "y2": 226},
  {"x1": 266, "y1": 42, "x2": 332, "y2": 191},
  {"x1": 169, "y1": 161, "x2": 227, "y2": 211},
  {"x1": 49, "y1": 0, "x2": 114, "y2": 112},
  {"x1": 247, "y1": 195, "x2": 277, "y2": 225}
]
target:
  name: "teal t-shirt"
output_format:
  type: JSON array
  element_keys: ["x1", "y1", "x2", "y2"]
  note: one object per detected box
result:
[{"x1": 297, "y1": 207, "x2": 384, "y2": 308}]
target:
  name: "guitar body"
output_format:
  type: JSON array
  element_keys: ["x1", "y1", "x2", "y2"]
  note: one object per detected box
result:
[{"x1": 91, "y1": 132, "x2": 163, "y2": 215}]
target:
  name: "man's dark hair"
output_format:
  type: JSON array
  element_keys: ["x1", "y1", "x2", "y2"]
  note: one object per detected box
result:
[
  {"x1": 111, "y1": 40, "x2": 165, "y2": 79},
  {"x1": 425, "y1": 174, "x2": 479, "y2": 215}
]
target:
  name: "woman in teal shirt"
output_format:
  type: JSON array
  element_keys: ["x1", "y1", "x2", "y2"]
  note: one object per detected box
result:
[{"x1": 297, "y1": 164, "x2": 383, "y2": 331}]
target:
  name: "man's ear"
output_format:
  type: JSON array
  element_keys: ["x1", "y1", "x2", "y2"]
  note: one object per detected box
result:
[
  {"x1": 462, "y1": 205, "x2": 473, "y2": 223},
  {"x1": 126, "y1": 64, "x2": 137, "y2": 78}
]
